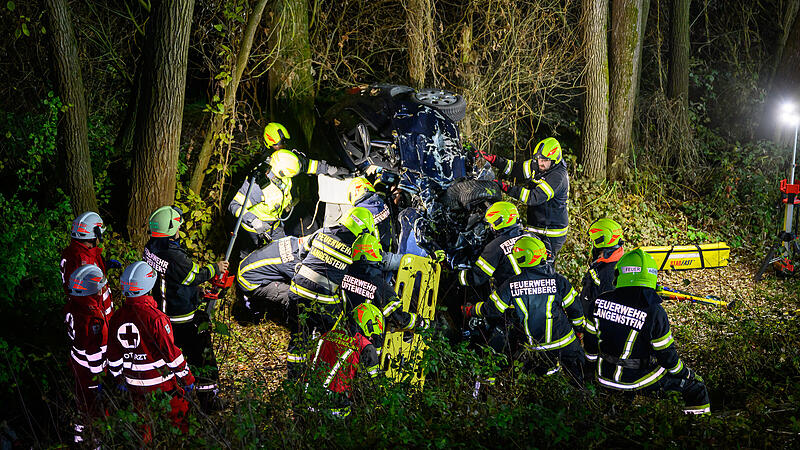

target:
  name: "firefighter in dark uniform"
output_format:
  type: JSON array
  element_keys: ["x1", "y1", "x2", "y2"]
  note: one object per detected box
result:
[
  {"x1": 306, "y1": 303, "x2": 384, "y2": 418},
  {"x1": 579, "y1": 218, "x2": 625, "y2": 364},
  {"x1": 286, "y1": 207, "x2": 376, "y2": 377},
  {"x1": 476, "y1": 137, "x2": 569, "y2": 263},
  {"x1": 583, "y1": 248, "x2": 710, "y2": 414},
  {"x1": 142, "y1": 206, "x2": 228, "y2": 409},
  {"x1": 342, "y1": 233, "x2": 424, "y2": 336},
  {"x1": 228, "y1": 123, "x2": 350, "y2": 260},
  {"x1": 463, "y1": 236, "x2": 586, "y2": 384},
  {"x1": 347, "y1": 177, "x2": 393, "y2": 251},
  {"x1": 236, "y1": 235, "x2": 310, "y2": 321},
  {"x1": 458, "y1": 201, "x2": 527, "y2": 288}
]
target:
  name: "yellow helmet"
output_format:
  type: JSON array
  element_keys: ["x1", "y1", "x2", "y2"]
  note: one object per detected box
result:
[
  {"x1": 269, "y1": 149, "x2": 301, "y2": 178},
  {"x1": 263, "y1": 122, "x2": 290, "y2": 147},
  {"x1": 533, "y1": 137, "x2": 562, "y2": 165},
  {"x1": 347, "y1": 177, "x2": 376, "y2": 205}
]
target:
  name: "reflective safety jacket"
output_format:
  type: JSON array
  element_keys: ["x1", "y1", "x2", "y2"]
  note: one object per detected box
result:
[
  {"x1": 458, "y1": 225, "x2": 526, "y2": 287},
  {"x1": 341, "y1": 263, "x2": 415, "y2": 331},
  {"x1": 579, "y1": 246, "x2": 624, "y2": 361},
  {"x1": 107, "y1": 295, "x2": 195, "y2": 394},
  {"x1": 60, "y1": 241, "x2": 112, "y2": 315},
  {"x1": 309, "y1": 329, "x2": 380, "y2": 394},
  {"x1": 492, "y1": 156, "x2": 569, "y2": 237},
  {"x1": 143, "y1": 237, "x2": 218, "y2": 323},
  {"x1": 476, "y1": 264, "x2": 585, "y2": 351},
  {"x1": 289, "y1": 225, "x2": 356, "y2": 305},
  {"x1": 237, "y1": 236, "x2": 303, "y2": 292},
  {"x1": 228, "y1": 158, "x2": 335, "y2": 235},
  {"x1": 64, "y1": 289, "x2": 110, "y2": 390},
  {"x1": 354, "y1": 192, "x2": 393, "y2": 251},
  {"x1": 583, "y1": 286, "x2": 691, "y2": 390},
  {"x1": 228, "y1": 177, "x2": 293, "y2": 235}
]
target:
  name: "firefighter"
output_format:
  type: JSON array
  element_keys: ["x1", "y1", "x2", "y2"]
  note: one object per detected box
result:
[
  {"x1": 463, "y1": 236, "x2": 586, "y2": 384},
  {"x1": 60, "y1": 211, "x2": 120, "y2": 316},
  {"x1": 286, "y1": 207, "x2": 376, "y2": 377},
  {"x1": 579, "y1": 218, "x2": 625, "y2": 364},
  {"x1": 236, "y1": 235, "x2": 309, "y2": 322},
  {"x1": 142, "y1": 206, "x2": 228, "y2": 409},
  {"x1": 63, "y1": 264, "x2": 110, "y2": 444},
  {"x1": 107, "y1": 262, "x2": 195, "y2": 433},
  {"x1": 583, "y1": 248, "x2": 710, "y2": 414},
  {"x1": 476, "y1": 138, "x2": 569, "y2": 263},
  {"x1": 342, "y1": 233, "x2": 425, "y2": 336},
  {"x1": 458, "y1": 201, "x2": 527, "y2": 288},
  {"x1": 306, "y1": 303, "x2": 384, "y2": 418},
  {"x1": 348, "y1": 177, "x2": 392, "y2": 250},
  {"x1": 228, "y1": 123, "x2": 349, "y2": 259}
]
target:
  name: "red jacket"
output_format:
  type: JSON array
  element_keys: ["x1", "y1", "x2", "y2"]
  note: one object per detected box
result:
[
  {"x1": 309, "y1": 329, "x2": 379, "y2": 394},
  {"x1": 60, "y1": 241, "x2": 112, "y2": 315},
  {"x1": 64, "y1": 290, "x2": 110, "y2": 390},
  {"x1": 107, "y1": 295, "x2": 195, "y2": 394}
]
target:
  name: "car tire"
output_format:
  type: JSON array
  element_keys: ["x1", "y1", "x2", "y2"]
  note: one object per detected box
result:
[
  {"x1": 445, "y1": 179, "x2": 502, "y2": 210},
  {"x1": 412, "y1": 88, "x2": 467, "y2": 122}
]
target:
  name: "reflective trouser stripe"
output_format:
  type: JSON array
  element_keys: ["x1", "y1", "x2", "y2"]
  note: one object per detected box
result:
[
  {"x1": 170, "y1": 309, "x2": 197, "y2": 323},
  {"x1": 526, "y1": 226, "x2": 569, "y2": 237}
]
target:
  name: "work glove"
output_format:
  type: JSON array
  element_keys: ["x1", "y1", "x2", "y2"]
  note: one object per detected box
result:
[
  {"x1": 106, "y1": 259, "x2": 122, "y2": 269},
  {"x1": 185, "y1": 383, "x2": 195, "y2": 394},
  {"x1": 684, "y1": 368, "x2": 704, "y2": 383},
  {"x1": 250, "y1": 218, "x2": 265, "y2": 232},
  {"x1": 117, "y1": 383, "x2": 128, "y2": 393},
  {"x1": 462, "y1": 304, "x2": 476, "y2": 320},
  {"x1": 474, "y1": 147, "x2": 497, "y2": 164},
  {"x1": 326, "y1": 165, "x2": 350, "y2": 179},
  {"x1": 416, "y1": 317, "x2": 431, "y2": 330},
  {"x1": 495, "y1": 179, "x2": 510, "y2": 193}
]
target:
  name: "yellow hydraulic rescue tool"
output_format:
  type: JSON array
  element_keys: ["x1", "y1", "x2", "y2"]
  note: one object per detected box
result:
[{"x1": 380, "y1": 254, "x2": 440, "y2": 388}]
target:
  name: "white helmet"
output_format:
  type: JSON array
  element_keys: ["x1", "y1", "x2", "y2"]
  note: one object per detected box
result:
[
  {"x1": 120, "y1": 261, "x2": 157, "y2": 297},
  {"x1": 70, "y1": 212, "x2": 105, "y2": 240},
  {"x1": 67, "y1": 264, "x2": 107, "y2": 297}
]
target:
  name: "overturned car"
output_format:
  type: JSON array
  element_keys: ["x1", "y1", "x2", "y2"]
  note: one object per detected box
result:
[{"x1": 316, "y1": 84, "x2": 502, "y2": 269}]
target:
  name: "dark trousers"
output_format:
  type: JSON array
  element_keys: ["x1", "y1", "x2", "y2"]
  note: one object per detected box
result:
[
  {"x1": 286, "y1": 280, "x2": 343, "y2": 379},
  {"x1": 637, "y1": 374, "x2": 711, "y2": 413},
  {"x1": 243, "y1": 281, "x2": 291, "y2": 323},
  {"x1": 172, "y1": 309, "x2": 218, "y2": 391},
  {"x1": 539, "y1": 235, "x2": 567, "y2": 264}
]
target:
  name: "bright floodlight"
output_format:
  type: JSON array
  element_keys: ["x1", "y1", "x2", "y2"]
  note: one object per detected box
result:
[
  {"x1": 782, "y1": 112, "x2": 800, "y2": 126},
  {"x1": 780, "y1": 102, "x2": 800, "y2": 126}
]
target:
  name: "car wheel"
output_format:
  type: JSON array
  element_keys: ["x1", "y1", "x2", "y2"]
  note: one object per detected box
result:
[{"x1": 412, "y1": 88, "x2": 467, "y2": 122}]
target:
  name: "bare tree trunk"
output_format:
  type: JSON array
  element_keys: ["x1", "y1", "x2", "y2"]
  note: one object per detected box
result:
[
  {"x1": 270, "y1": 0, "x2": 315, "y2": 147},
  {"x1": 667, "y1": 0, "x2": 690, "y2": 108},
  {"x1": 581, "y1": 0, "x2": 609, "y2": 180},
  {"x1": 45, "y1": 0, "x2": 98, "y2": 215},
  {"x1": 634, "y1": 0, "x2": 650, "y2": 103},
  {"x1": 772, "y1": 0, "x2": 800, "y2": 86},
  {"x1": 127, "y1": 0, "x2": 195, "y2": 245},
  {"x1": 189, "y1": 0, "x2": 269, "y2": 194},
  {"x1": 608, "y1": 0, "x2": 647, "y2": 181},
  {"x1": 406, "y1": 0, "x2": 436, "y2": 89},
  {"x1": 458, "y1": 5, "x2": 476, "y2": 140}
]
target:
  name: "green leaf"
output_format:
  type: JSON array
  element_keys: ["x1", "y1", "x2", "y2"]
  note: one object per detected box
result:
[
  {"x1": 213, "y1": 24, "x2": 223, "y2": 32},
  {"x1": 6, "y1": 1, "x2": 14, "y2": 11},
  {"x1": 21, "y1": 23, "x2": 29, "y2": 36}
]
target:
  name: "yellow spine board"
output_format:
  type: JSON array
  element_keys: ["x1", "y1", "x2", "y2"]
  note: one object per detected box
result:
[
  {"x1": 640, "y1": 242, "x2": 730, "y2": 271},
  {"x1": 380, "y1": 254, "x2": 440, "y2": 388}
]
